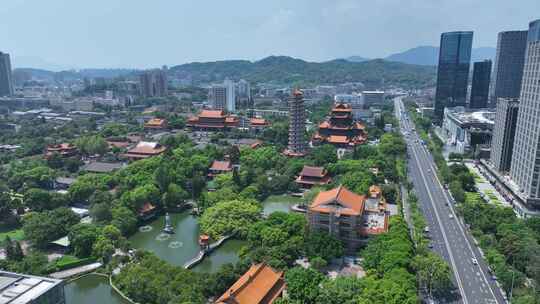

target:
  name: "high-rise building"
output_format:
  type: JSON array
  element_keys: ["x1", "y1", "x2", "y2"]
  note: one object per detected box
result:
[
  {"x1": 139, "y1": 68, "x2": 168, "y2": 98},
  {"x1": 224, "y1": 78, "x2": 236, "y2": 112},
  {"x1": 209, "y1": 85, "x2": 227, "y2": 110},
  {"x1": 489, "y1": 31, "x2": 528, "y2": 106},
  {"x1": 509, "y1": 19, "x2": 540, "y2": 213},
  {"x1": 490, "y1": 98, "x2": 519, "y2": 173},
  {"x1": 469, "y1": 60, "x2": 492, "y2": 109},
  {"x1": 0, "y1": 51, "x2": 14, "y2": 97},
  {"x1": 284, "y1": 90, "x2": 307, "y2": 157},
  {"x1": 434, "y1": 31, "x2": 473, "y2": 122},
  {"x1": 236, "y1": 79, "x2": 251, "y2": 99}
]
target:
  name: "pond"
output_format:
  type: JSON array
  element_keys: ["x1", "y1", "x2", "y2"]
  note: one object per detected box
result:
[
  {"x1": 129, "y1": 212, "x2": 245, "y2": 272},
  {"x1": 262, "y1": 194, "x2": 303, "y2": 215},
  {"x1": 64, "y1": 274, "x2": 129, "y2": 304}
]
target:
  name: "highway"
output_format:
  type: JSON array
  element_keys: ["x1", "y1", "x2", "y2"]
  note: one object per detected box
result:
[{"x1": 394, "y1": 97, "x2": 506, "y2": 304}]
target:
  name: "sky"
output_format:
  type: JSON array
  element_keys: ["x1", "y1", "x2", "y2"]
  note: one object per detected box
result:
[{"x1": 1, "y1": 0, "x2": 539, "y2": 70}]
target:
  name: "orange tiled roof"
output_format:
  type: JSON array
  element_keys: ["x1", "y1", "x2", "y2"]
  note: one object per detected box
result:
[
  {"x1": 145, "y1": 118, "x2": 167, "y2": 127},
  {"x1": 225, "y1": 117, "x2": 238, "y2": 123},
  {"x1": 369, "y1": 185, "x2": 382, "y2": 198},
  {"x1": 328, "y1": 135, "x2": 349, "y2": 144},
  {"x1": 210, "y1": 160, "x2": 232, "y2": 172},
  {"x1": 250, "y1": 118, "x2": 268, "y2": 126},
  {"x1": 47, "y1": 143, "x2": 76, "y2": 150},
  {"x1": 216, "y1": 263, "x2": 285, "y2": 304},
  {"x1": 310, "y1": 185, "x2": 365, "y2": 216},
  {"x1": 139, "y1": 202, "x2": 156, "y2": 214},
  {"x1": 126, "y1": 141, "x2": 166, "y2": 155},
  {"x1": 200, "y1": 110, "x2": 226, "y2": 118},
  {"x1": 299, "y1": 166, "x2": 327, "y2": 178}
]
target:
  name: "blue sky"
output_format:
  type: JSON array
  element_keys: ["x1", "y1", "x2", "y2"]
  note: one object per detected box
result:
[{"x1": 1, "y1": 0, "x2": 539, "y2": 69}]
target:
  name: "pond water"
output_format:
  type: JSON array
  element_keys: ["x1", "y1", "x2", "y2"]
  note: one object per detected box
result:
[
  {"x1": 262, "y1": 194, "x2": 302, "y2": 215},
  {"x1": 64, "y1": 274, "x2": 129, "y2": 304},
  {"x1": 129, "y1": 212, "x2": 245, "y2": 272}
]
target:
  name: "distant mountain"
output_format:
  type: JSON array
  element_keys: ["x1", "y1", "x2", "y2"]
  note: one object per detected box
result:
[
  {"x1": 12, "y1": 56, "x2": 75, "y2": 71},
  {"x1": 382, "y1": 46, "x2": 496, "y2": 66},
  {"x1": 12, "y1": 68, "x2": 138, "y2": 82},
  {"x1": 345, "y1": 56, "x2": 370, "y2": 62},
  {"x1": 170, "y1": 56, "x2": 436, "y2": 88}
]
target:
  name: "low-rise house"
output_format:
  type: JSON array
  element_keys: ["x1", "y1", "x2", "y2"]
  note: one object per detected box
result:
[
  {"x1": 250, "y1": 118, "x2": 269, "y2": 133},
  {"x1": 122, "y1": 141, "x2": 166, "y2": 161},
  {"x1": 215, "y1": 263, "x2": 286, "y2": 304},
  {"x1": 45, "y1": 143, "x2": 78, "y2": 158},
  {"x1": 308, "y1": 185, "x2": 388, "y2": 252},
  {"x1": 208, "y1": 160, "x2": 233, "y2": 178},
  {"x1": 295, "y1": 166, "x2": 331, "y2": 188},
  {"x1": 82, "y1": 161, "x2": 125, "y2": 174},
  {"x1": 144, "y1": 118, "x2": 168, "y2": 130}
]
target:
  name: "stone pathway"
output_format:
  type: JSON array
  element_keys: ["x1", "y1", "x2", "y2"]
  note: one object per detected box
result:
[{"x1": 49, "y1": 262, "x2": 102, "y2": 279}]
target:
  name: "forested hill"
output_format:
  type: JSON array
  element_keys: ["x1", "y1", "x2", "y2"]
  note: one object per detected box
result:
[{"x1": 170, "y1": 56, "x2": 436, "y2": 88}]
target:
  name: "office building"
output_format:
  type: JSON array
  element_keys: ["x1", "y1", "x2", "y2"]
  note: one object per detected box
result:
[
  {"x1": 434, "y1": 31, "x2": 474, "y2": 122},
  {"x1": 0, "y1": 271, "x2": 65, "y2": 303},
  {"x1": 236, "y1": 79, "x2": 251, "y2": 99},
  {"x1": 139, "y1": 68, "x2": 168, "y2": 98},
  {"x1": 362, "y1": 91, "x2": 385, "y2": 106},
  {"x1": 490, "y1": 98, "x2": 519, "y2": 173},
  {"x1": 469, "y1": 60, "x2": 492, "y2": 109},
  {"x1": 283, "y1": 90, "x2": 307, "y2": 157},
  {"x1": 509, "y1": 19, "x2": 540, "y2": 213},
  {"x1": 489, "y1": 31, "x2": 528, "y2": 106},
  {"x1": 0, "y1": 52, "x2": 14, "y2": 97},
  {"x1": 441, "y1": 107, "x2": 495, "y2": 154}
]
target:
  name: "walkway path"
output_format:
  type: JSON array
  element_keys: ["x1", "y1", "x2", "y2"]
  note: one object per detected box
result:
[
  {"x1": 183, "y1": 234, "x2": 232, "y2": 269},
  {"x1": 49, "y1": 262, "x2": 102, "y2": 279}
]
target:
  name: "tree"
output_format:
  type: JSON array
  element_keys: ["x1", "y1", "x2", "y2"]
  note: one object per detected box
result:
[
  {"x1": 304, "y1": 232, "x2": 344, "y2": 262},
  {"x1": 90, "y1": 202, "x2": 112, "y2": 223},
  {"x1": 316, "y1": 276, "x2": 363, "y2": 304},
  {"x1": 162, "y1": 183, "x2": 188, "y2": 210},
  {"x1": 75, "y1": 135, "x2": 108, "y2": 155},
  {"x1": 413, "y1": 252, "x2": 452, "y2": 296},
  {"x1": 449, "y1": 180, "x2": 465, "y2": 203},
  {"x1": 309, "y1": 144, "x2": 337, "y2": 166},
  {"x1": 22, "y1": 208, "x2": 79, "y2": 248},
  {"x1": 92, "y1": 236, "x2": 115, "y2": 263},
  {"x1": 285, "y1": 267, "x2": 325, "y2": 304},
  {"x1": 199, "y1": 199, "x2": 261, "y2": 239},
  {"x1": 24, "y1": 188, "x2": 67, "y2": 212},
  {"x1": 111, "y1": 206, "x2": 138, "y2": 235},
  {"x1": 68, "y1": 223, "x2": 101, "y2": 258}
]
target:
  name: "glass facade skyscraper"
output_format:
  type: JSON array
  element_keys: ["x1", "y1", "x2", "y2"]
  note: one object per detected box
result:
[
  {"x1": 0, "y1": 51, "x2": 14, "y2": 97},
  {"x1": 509, "y1": 19, "x2": 540, "y2": 215},
  {"x1": 489, "y1": 31, "x2": 528, "y2": 106},
  {"x1": 434, "y1": 31, "x2": 473, "y2": 122},
  {"x1": 469, "y1": 60, "x2": 492, "y2": 109}
]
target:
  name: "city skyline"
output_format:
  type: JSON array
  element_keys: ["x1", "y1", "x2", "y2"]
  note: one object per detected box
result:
[{"x1": 1, "y1": 0, "x2": 539, "y2": 69}]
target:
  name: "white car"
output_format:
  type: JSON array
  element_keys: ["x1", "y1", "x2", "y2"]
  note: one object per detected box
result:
[
  {"x1": 471, "y1": 258, "x2": 478, "y2": 265},
  {"x1": 449, "y1": 214, "x2": 454, "y2": 219}
]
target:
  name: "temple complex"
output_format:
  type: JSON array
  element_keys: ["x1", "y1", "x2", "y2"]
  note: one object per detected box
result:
[
  {"x1": 295, "y1": 165, "x2": 331, "y2": 188},
  {"x1": 312, "y1": 103, "x2": 367, "y2": 148}
]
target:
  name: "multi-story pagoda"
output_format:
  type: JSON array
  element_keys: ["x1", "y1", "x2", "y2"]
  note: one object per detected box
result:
[
  {"x1": 283, "y1": 89, "x2": 308, "y2": 157},
  {"x1": 312, "y1": 102, "x2": 367, "y2": 148}
]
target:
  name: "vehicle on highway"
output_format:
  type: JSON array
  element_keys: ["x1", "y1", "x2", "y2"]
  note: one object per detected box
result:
[
  {"x1": 449, "y1": 214, "x2": 454, "y2": 219},
  {"x1": 471, "y1": 258, "x2": 478, "y2": 265},
  {"x1": 424, "y1": 226, "x2": 430, "y2": 233},
  {"x1": 428, "y1": 243, "x2": 434, "y2": 249}
]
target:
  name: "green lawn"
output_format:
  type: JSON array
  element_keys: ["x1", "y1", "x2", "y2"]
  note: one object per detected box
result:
[
  {"x1": 0, "y1": 228, "x2": 25, "y2": 242},
  {"x1": 263, "y1": 194, "x2": 303, "y2": 204}
]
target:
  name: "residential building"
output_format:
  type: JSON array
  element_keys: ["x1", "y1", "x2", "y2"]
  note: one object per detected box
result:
[
  {"x1": 139, "y1": 68, "x2": 168, "y2": 98},
  {"x1": 469, "y1": 60, "x2": 492, "y2": 109},
  {"x1": 308, "y1": 185, "x2": 388, "y2": 251},
  {"x1": 295, "y1": 165, "x2": 331, "y2": 188},
  {"x1": 509, "y1": 19, "x2": 540, "y2": 213},
  {"x1": 215, "y1": 263, "x2": 285, "y2": 304},
  {"x1": 490, "y1": 98, "x2": 519, "y2": 173},
  {"x1": 490, "y1": 30, "x2": 528, "y2": 106},
  {"x1": 312, "y1": 103, "x2": 367, "y2": 148},
  {"x1": 209, "y1": 85, "x2": 227, "y2": 110},
  {"x1": 0, "y1": 271, "x2": 65, "y2": 304},
  {"x1": 434, "y1": 31, "x2": 474, "y2": 122},
  {"x1": 362, "y1": 91, "x2": 385, "y2": 106},
  {"x1": 186, "y1": 110, "x2": 239, "y2": 130},
  {"x1": 283, "y1": 90, "x2": 307, "y2": 157},
  {"x1": 236, "y1": 79, "x2": 251, "y2": 99},
  {"x1": 441, "y1": 107, "x2": 495, "y2": 154},
  {"x1": 122, "y1": 141, "x2": 166, "y2": 161},
  {"x1": 0, "y1": 51, "x2": 14, "y2": 97},
  {"x1": 224, "y1": 78, "x2": 236, "y2": 112}
]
